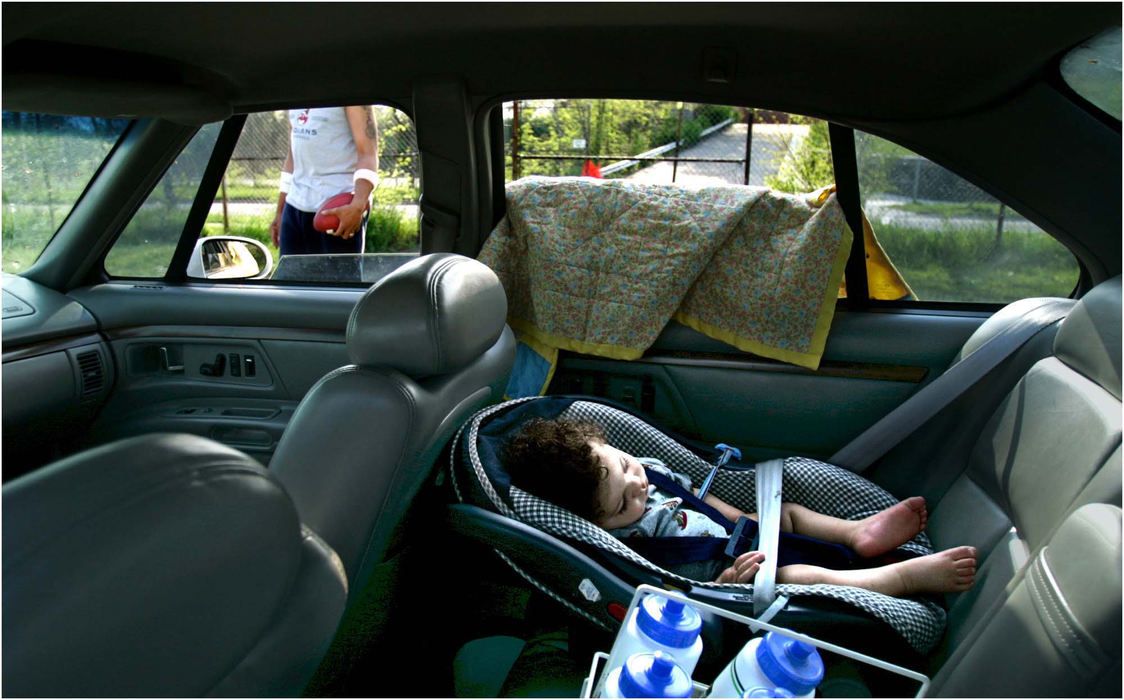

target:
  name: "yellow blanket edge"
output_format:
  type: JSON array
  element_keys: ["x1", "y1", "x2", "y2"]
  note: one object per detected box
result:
[{"x1": 508, "y1": 317, "x2": 645, "y2": 361}]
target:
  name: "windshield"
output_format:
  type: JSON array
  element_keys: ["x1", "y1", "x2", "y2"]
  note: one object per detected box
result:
[{"x1": 1, "y1": 112, "x2": 130, "y2": 274}]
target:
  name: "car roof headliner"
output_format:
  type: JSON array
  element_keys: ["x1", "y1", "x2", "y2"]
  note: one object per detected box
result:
[{"x1": 2, "y1": 3, "x2": 1117, "y2": 123}]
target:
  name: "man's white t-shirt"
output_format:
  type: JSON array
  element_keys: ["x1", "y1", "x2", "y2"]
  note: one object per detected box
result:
[{"x1": 286, "y1": 107, "x2": 359, "y2": 212}]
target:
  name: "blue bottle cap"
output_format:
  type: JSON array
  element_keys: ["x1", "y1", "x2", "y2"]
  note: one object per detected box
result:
[
  {"x1": 754, "y1": 633, "x2": 824, "y2": 695},
  {"x1": 618, "y1": 652, "x2": 693, "y2": 698},
  {"x1": 743, "y1": 687, "x2": 796, "y2": 698},
  {"x1": 635, "y1": 594, "x2": 702, "y2": 648}
]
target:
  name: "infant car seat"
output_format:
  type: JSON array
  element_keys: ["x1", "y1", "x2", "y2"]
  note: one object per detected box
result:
[{"x1": 447, "y1": 395, "x2": 947, "y2": 659}]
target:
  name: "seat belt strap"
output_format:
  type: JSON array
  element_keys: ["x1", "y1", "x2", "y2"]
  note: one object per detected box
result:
[
  {"x1": 829, "y1": 298, "x2": 1073, "y2": 472},
  {"x1": 752, "y1": 458, "x2": 785, "y2": 615}
]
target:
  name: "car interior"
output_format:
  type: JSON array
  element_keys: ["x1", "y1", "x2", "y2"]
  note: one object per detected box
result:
[{"x1": 2, "y1": 4, "x2": 1120, "y2": 698}]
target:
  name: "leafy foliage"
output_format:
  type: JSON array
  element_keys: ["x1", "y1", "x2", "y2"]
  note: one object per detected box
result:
[{"x1": 764, "y1": 116, "x2": 835, "y2": 194}]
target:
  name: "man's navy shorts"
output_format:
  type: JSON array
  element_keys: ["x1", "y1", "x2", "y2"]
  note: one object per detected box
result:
[{"x1": 280, "y1": 203, "x2": 368, "y2": 256}]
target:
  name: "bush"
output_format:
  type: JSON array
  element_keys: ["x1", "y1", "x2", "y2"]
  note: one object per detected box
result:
[{"x1": 365, "y1": 205, "x2": 419, "y2": 253}]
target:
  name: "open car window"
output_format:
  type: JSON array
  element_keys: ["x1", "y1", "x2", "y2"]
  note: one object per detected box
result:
[
  {"x1": 854, "y1": 130, "x2": 1080, "y2": 303},
  {"x1": 502, "y1": 99, "x2": 1081, "y2": 304},
  {"x1": 102, "y1": 106, "x2": 421, "y2": 284},
  {"x1": 203, "y1": 107, "x2": 421, "y2": 284},
  {"x1": 2, "y1": 112, "x2": 130, "y2": 274}
]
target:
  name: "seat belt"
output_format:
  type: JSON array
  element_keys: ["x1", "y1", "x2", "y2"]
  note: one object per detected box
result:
[
  {"x1": 829, "y1": 298, "x2": 1073, "y2": 472},
  {"x1": 752, "y1": 458, "x2": 785, "y2": 616}
]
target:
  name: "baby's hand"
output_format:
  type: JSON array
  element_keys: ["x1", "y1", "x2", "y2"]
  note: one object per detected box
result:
[{"x1": 715, "y1": 551, "x2": 765, "y2": 584}]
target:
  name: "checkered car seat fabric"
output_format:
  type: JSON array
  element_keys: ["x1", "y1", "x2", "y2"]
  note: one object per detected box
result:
[{"x1": 450, "y1": 396, "x2": 946, "y2": 653}]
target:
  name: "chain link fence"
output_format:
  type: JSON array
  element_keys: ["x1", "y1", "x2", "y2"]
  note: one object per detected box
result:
[
  {"x1": 854, "y1": 130, "x2": 1034, "y2": 237},
  {"x1": 208, "y1": 107, "x2": 421, "y2": 253}
]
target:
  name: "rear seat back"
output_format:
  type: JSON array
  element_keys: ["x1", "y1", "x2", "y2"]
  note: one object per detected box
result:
[{"x1": 927, "y1": 277, "x2": 1121, "y2": 696}]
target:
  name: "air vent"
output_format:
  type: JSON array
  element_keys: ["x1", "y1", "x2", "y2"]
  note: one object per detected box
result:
[{"x1": 76, "y1": 350, "x2": 105, "y2": 397}]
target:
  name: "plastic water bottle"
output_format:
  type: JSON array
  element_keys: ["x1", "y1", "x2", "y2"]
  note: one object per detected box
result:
[
  {"x1": 603, "y1": 593, "x2": 704, "y2": 681},
  {"x1": 742, "y1": 687, "x2": 796, "y2": 698},
  {"x1": 707, "y1": 632, "x2": 824, "y2": 698},
  {"x1": 602, "y1": 652, "x2": 693, "y2": 698}
]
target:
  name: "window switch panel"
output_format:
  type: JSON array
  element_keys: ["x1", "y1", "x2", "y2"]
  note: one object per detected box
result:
[{"x1": 229, "y1": 353, "x2": 241, "y2": 377}]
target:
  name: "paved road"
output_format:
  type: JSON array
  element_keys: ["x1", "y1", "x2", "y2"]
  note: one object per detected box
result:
[
  {"x1": 624, "y1": 123, "x2": 801, "y2": 187},
  {"x1": 865, "y1": 195, "x2": 1038, "y2": 233}
]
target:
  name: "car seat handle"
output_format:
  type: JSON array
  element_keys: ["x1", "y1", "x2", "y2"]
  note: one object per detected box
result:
[{"x1": 696, "y1": 443, "x2": 742, "y2": 500}]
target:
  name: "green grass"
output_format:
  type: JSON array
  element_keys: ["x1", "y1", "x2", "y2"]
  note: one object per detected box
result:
[
  {"x1": 876, "y1": 224, "x2": 1080, "y2": 302},
  {"x1": 1, "y1": 205, "x2": 61, "y2": 273},
  {"x1": 889, "y1": 200, "x2": 1026, "y2": 220}
]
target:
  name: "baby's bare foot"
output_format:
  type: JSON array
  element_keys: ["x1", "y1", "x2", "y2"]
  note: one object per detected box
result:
[
  {"x1": 850, "y1": 496, "x2": 927, "y2": 558},
  {"x1": 776, "y1": 546, "x2": 978, "y2": 597},
  {"x1": 888, "y1": 546, "x2": 978, "y2": 596}
]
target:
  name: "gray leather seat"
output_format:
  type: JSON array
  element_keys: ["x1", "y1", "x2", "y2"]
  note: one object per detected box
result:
[
  {"x1": 919, "y1": 276, "x2": 1122, "y2": 696},
  {"x1": 2, "y1": 433, "x2": 347, "y2": 697},
  {"x1": 268, "y1": 252, "x2": 515, "y2": 599}
]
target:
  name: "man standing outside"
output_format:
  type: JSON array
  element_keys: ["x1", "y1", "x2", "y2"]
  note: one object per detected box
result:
[{"x1": 271, "y1": 106, "x2": 379, "y2": 255}]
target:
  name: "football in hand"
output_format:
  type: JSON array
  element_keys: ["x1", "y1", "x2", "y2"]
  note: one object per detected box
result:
[{"x1": 312, "y1": 192, "x2": 356, "y2": 233}]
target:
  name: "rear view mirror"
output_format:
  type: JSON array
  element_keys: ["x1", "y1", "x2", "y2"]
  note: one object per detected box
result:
[{"x1": 186, "y1": 236, "x2": 274, "y2": 280}]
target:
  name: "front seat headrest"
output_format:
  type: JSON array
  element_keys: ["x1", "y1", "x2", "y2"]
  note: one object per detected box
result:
[
  {"x1": 1054, "y1": 275, "x2": 1122, "y2": 401},
  {"x1": 347, "y1": 253, "x2": 508, "y2": 375}
]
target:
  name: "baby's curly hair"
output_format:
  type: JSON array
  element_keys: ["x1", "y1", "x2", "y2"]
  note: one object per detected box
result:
[{"x1": 503, "y1": 417, "x2": 609, "y2": 522}]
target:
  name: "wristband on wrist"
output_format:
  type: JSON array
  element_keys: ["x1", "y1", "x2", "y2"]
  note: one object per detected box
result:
[
  {"x1": 353, "y1": 168, "x2": 379, "y2": 187},
  {"x1": 279, "y1": 171, "x2": 293, "y2": 194}
]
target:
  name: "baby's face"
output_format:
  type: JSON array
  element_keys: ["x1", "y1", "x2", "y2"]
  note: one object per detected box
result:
[{"x1": 590, "y1": 440, "x2": 650, "y2": 529}]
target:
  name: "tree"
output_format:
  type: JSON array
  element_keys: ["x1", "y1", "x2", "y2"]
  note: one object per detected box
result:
[{"x1": 765, "y1": 116, "x2": 834, "y2": 194}]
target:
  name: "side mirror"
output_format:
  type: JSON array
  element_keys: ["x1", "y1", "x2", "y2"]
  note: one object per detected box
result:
[{"x1": 186, "y1": 236, "x2": 274, "y2": 280}]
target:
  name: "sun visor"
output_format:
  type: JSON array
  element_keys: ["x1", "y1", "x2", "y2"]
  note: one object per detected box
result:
[{"x1": 2, "y1": 41, "x2": 232, "y2": 125}]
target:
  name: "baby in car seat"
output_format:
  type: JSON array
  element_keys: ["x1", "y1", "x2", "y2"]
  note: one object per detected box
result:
[{"x1": 505, "y1": 417, "x2": 977, "y2": 596}]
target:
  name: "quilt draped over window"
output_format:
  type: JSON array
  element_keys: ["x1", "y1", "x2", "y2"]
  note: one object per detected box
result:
[{"x1": 478, "y1": 177, "x2": 853, "y2": 399}]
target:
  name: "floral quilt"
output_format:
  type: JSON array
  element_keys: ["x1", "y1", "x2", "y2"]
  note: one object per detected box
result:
[{"x1": 479, "y1": 177, "x2": 852, "y2": 397}]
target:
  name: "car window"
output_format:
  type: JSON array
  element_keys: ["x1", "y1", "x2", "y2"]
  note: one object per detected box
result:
[
  {"x1": 505, "y1": 100, "x2": 833, "y2": 191},
  {"x1": 501, "y1": 99, "x2": 1082, "y2": 305},
  {"x1": 103, "y1": 106, "x2": 421, "y2": 283},
  {"x1": 103, "y1": 122, "x2": 223, "y2": 278},
  {"x1": 854, "y1": 131, "x2": 1081, "y2": 303},
  {"x1": 1, "y1": 112, "x2": 130, "y2": 274},
  {"x1": 205, "y1": 107, "x2": 420, "y2": 284}
]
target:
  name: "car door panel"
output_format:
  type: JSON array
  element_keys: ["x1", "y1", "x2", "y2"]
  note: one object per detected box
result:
[
  {"x1": 70, "y1": 282, "x2": 366, "y2": 464},
  {"x1": 548, "y1": 309, "x2": 988, "y2": 462}
]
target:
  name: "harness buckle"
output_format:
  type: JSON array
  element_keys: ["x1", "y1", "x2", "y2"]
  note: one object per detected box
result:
[{"x1": 723, "y1": 515, "x2": 760, "y2": 559}]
